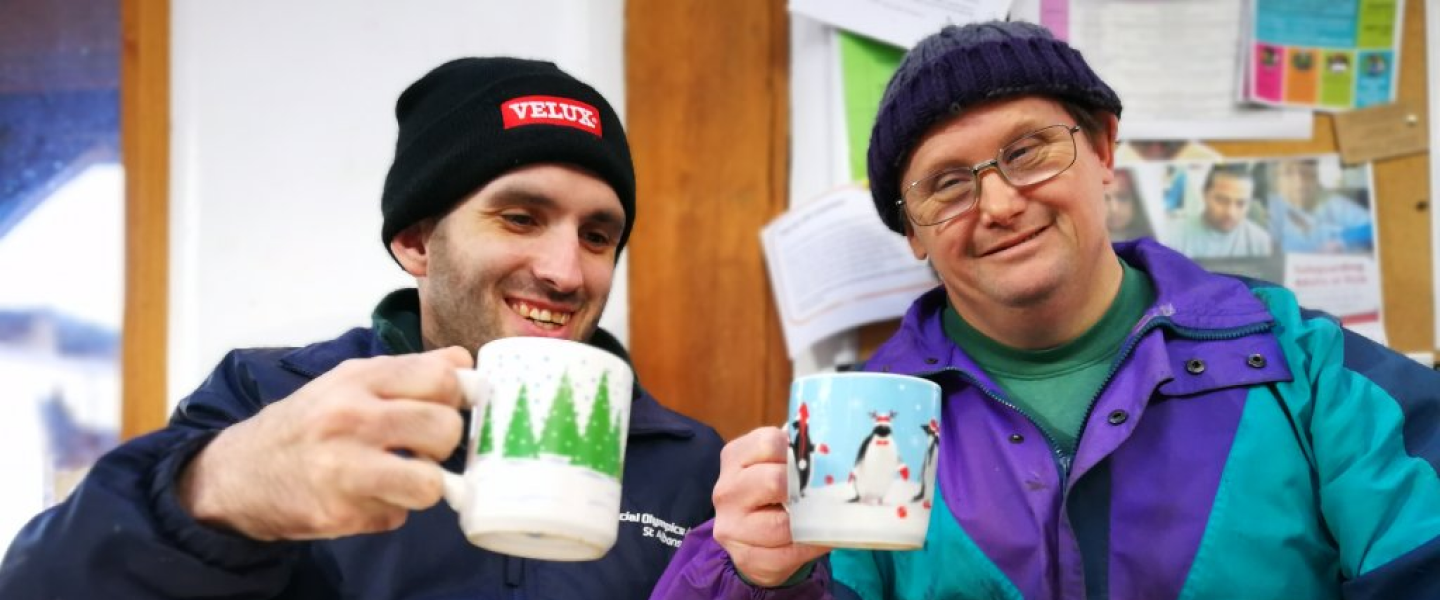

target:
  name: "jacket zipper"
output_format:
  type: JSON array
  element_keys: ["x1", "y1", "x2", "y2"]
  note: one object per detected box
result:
[
  {"x1": 912, "y1": 315, "x2": 1273, "y2": 483},
  {"x1": 917, "y1": 366, "x2": 1071, "y2": 479}
]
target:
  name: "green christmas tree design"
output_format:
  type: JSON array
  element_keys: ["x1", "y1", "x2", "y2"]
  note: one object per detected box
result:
[
  {"x1": 539, "y1": 372, "x2": 582, "y2": 462},
  {"x1": 475, "y1": 399, "x2": 495, "y2": 457},
  {"x1": 608, "y1": 416, "x2": 624, "y2": 479},
  {"x1": 580, "y1": 372, "x2": 615, "y2": 472},
  {"x1": 502, "y1": 384, "x2": 538, "y2": 458}
]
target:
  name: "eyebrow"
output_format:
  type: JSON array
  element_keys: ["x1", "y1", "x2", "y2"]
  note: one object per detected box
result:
[
  {"x1": 912, "y1": 119, "x2": 1065, "y2": 179},
  {"x1": 998, "y1": 120, "x2": 1051, "y2": 143}
]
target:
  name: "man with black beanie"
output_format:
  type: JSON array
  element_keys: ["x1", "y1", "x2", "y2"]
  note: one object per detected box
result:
[
  {"x1": 653, "y1": 20, "x2": 1439, "y2": 599},
  {"x1": 0, "y1": 57, "x2": 722, "y2": 600}
]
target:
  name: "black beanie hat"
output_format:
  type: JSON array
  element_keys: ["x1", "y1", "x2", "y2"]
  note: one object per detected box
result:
[
  {"x1": 867, "y1": 21, "x2": 1123, "y2": 233},
  {"x1": 381, "y1": 57, "x2": 636, "y2": 255}
]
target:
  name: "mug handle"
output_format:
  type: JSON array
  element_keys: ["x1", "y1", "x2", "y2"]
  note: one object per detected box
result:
[{"x1": 441, "y1": 368, "x2": 489, "y2": 510}]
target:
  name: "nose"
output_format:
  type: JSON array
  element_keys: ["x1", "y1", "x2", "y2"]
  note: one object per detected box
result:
[
  {"x1": 531, "y1": 231, "x2": 585, "y2": 293},
  {"x1": 974, "y1": 167, "x2": 1026, "y2": 225}
]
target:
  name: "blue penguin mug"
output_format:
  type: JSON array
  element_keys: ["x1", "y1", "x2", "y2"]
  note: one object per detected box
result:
[{"x1": 785, "y1": 372, "x2": 941, "y2": 549}]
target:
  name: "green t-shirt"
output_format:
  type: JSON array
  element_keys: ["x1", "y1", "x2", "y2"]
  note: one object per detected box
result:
[{"x1": 941, "y1": 259, "x2": 1155, "y2": 458}]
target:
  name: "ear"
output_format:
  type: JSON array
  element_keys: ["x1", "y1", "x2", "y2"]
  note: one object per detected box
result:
[
  {"x1": 1094, "y1": 113, "x2": 1121, "y2": 184},
  {"x1": 389, "y1": 219, "x2": 435, "y2": 277},
  {"x1": 904, "y1": 222, "x2": 928, "y2": 261}
]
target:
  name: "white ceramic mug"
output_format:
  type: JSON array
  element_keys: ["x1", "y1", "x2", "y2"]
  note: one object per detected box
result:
[
  {"x1": 784, "y1": 372, "x2": 942, "y2": 549},
  {"x1": 442, "y1": 337, "x2": 633, "y2": 561}
]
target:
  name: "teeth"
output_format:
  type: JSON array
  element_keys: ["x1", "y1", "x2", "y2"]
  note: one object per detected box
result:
[{"x1": 510, "y1": 301, "x2": 572, "y2": 326}]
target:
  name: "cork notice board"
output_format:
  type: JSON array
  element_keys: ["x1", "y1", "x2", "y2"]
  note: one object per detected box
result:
[
  {"x1": 1210, "y1": 0, "x2": 1432, "y2": 355},
  {"x1": 860, "y1": 1, "x2": 1435, "y2": 358},
  {"x1": 628, "y1": 1, "x2": 1436, "y2": 442}
]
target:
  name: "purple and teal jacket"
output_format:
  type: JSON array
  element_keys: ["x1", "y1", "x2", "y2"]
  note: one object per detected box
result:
[{"x1": 653, "y1": 239, "x2": 1440, "y2": 600}]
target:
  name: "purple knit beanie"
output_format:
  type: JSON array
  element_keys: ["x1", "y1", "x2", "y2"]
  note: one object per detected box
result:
[{"x1": 867, "y1": 20, "x2": 1122, "y2": 233}]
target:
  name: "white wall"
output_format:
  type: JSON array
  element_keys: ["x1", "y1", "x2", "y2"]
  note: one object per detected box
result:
[
  {"x1": 169, "y1": 0, "x2": 628, "y2": 404},
  {"x1": 788, "y1": 14, "x2": 859, "y2": 376}
]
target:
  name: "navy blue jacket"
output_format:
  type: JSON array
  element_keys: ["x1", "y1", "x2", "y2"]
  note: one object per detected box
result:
[{"x1": 0, "y1": 316, "x2": 723, "y2": 599}]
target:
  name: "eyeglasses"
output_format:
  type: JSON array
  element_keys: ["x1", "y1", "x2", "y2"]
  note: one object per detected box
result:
[{"x1": 897, "y1": 124, "x2": 1082, "y2": 227}]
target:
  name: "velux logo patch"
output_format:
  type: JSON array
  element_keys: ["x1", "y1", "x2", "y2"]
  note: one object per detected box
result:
[{"x1": 501, "y1": 95, "x2": 602, "y2": 137}]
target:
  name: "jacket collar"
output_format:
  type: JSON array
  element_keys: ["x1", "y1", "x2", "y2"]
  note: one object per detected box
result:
[
  {"x1": 278, "y1": 289, "x2": 695, "y2": 439},
  {"x1": 1115, "y1": 238, "x2": 1275, "y2": 331},
  {"x1": 867, "y1": 238, "x2": 1278, "y2": 379}
]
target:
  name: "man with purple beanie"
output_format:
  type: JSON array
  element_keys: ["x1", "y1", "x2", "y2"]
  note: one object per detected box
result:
[
  {"x1": 651, "y1": 20, "x2": 1440, "y2": 599},
  {"x1": 0, "y1": 57, "x2": 722, "y2": 599}
]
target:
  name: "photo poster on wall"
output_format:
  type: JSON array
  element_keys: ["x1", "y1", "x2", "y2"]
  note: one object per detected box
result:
[
  {"x1": 788, "y1": 2, "x2": 1395, "y2": 362},
  {"x1": 1244, "y1": 0, "x2": 1405, "y2": 112},
  {"x1": 1115, "y1": 155, "x2": 1386, "y2": 343},
  {"x1": 830, "y1": 1, "x2": 1314, "y2": 188}
]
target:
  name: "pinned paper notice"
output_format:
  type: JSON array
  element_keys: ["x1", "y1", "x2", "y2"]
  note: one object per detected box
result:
[
  {"x1": 761, "y1": 186, "x2": 938, "y2": 358},
  {"x1": 788, "y1": 0, "x2": 1010, "y2": 49},
  {"x1": 1333, "y1": 102, "x2": 1429, "y2": 165}
]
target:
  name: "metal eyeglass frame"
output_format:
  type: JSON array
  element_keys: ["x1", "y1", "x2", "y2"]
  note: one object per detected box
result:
[{"x1": 895, "y1": 124, "x2": 1082, "y2": 227}]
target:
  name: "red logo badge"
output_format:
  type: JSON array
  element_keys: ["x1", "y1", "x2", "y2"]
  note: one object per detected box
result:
[{"x1": 500, "y1": 95, "x2": 602, "y2": 137}]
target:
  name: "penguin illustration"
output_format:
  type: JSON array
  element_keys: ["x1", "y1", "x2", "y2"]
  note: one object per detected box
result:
[
  {"x1": 788, "y1": 403, "x2": 817, "y2": 499},
  {"x1": 849, "y1": 411, "x2": 904, "y2": 505},
  {"x1": 913, "y1": 419, "x2": 939, "y2": 507}
]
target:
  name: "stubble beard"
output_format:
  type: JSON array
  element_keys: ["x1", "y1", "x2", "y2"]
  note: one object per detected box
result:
[{"x1": 424, "y1": 268, "x2": 507, "y2": 355}]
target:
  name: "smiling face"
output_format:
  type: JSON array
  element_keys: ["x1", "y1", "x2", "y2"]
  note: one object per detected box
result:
[
  {"x1": 391, "y1": 163, "x2": 624, "y2": 352},
  {"x1": 899, "y1": 96, "x2": 1121, "y2": 345}
]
